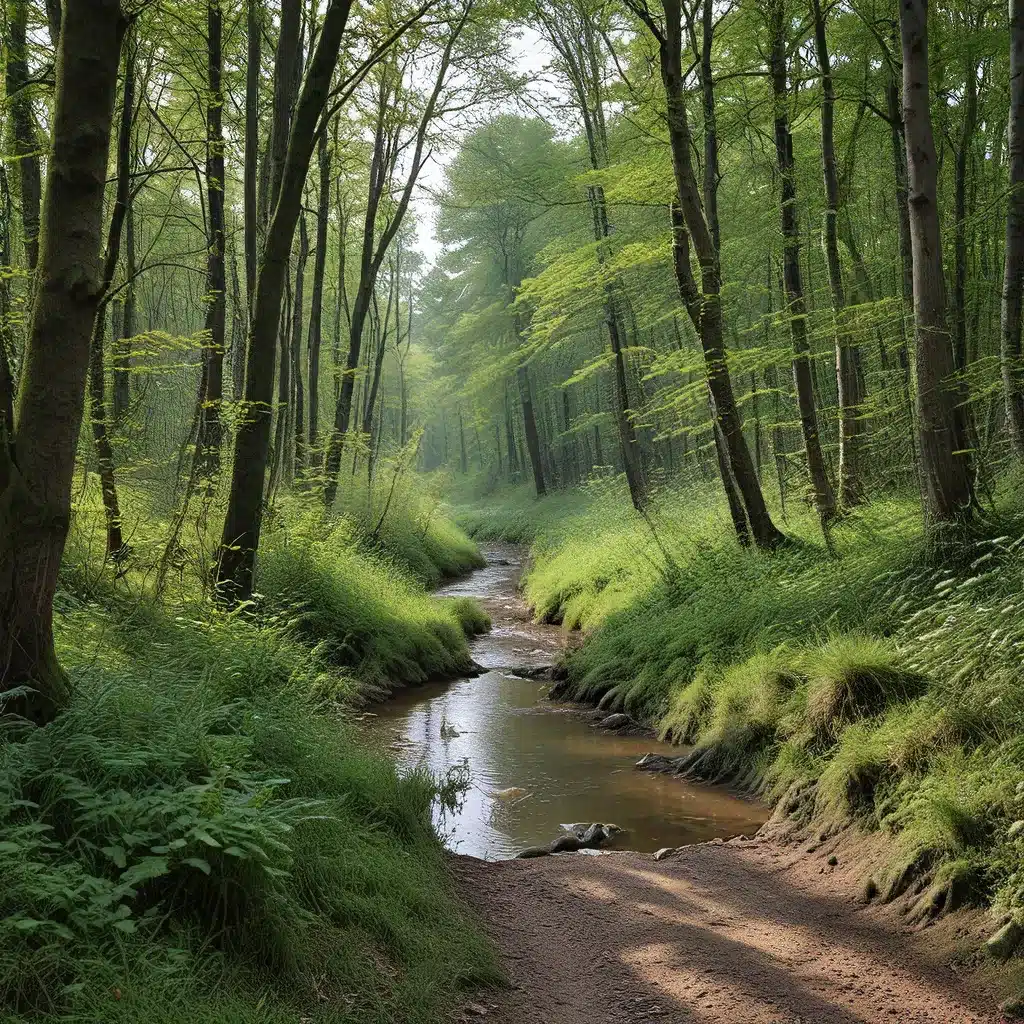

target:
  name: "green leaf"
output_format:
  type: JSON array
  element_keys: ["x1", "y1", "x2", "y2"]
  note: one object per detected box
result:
[
  {"x1": 112, "y1": 918, "x2": 137, "y2": 934},
  {"x1": 120, "y1": 856, "x2": 170, "y2": 885},
  {"x1": 102, "y1": 845, "x2": 128, "y2": 869},
  {"x1": 190, "y1": 828, "x2": 222, "y2": 848},
  {"x1": 183, "y1": 857, "x2": 211, "y2": 875}
]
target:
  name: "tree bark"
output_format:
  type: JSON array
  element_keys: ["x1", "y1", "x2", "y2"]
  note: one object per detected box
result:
[
  {"x1": 769, "y1": 0, "x2": 835, "y2": 530},
  {"x1": 953, "y1": 52, "x2": 978, "y2": 373},
  {"x1": 218, "y1": 0, "x2": 354, "y2": 602},
  {"x1": 197, "y1": 0, "x2": 226, "y2": 476},
  {"x1": 517, "y1": 365, "x2": 546, "y2": 497},
  {"x1": 0, "y1": 0, "x2": 126, "y2": 722},
  {"x1": 244, "y1": 0, "x2": 261, "y2": 311},
  {"x1": 900, "y1": 0, "x2": 974, "y2": 524},
  {"x1": 307, "y1": 131, "x2": 330, "y2": 460},
  {"x1": 1003, "y1": 0, "x2": 1024, "y2": 457},
  {"x1": 291, "y1": 210, "x2": 308, "y2": 470},
  {"x1": 811, "y1": 0, "x2": 862, "y2": 507},
  {"x1": 112, "y1": 198, "x2": 134, "y2": 421},
  {"x1": 6, "y1": 0, "x2": 41, "y2": 273}
]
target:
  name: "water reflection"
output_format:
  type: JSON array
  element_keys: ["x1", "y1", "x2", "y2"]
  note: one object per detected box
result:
[{"x1": 367, "y1": 544, "x2": 768, "y2": 860}]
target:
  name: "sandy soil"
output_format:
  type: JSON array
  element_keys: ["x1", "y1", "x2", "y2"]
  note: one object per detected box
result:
[{"x1": 454, "y1": 834, "x2": 1005, "y2": 1024}]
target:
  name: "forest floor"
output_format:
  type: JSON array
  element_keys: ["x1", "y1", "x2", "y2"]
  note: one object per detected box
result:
[{"x1": 454, "y1": 831, "x2": 1007, "y2": 1024}]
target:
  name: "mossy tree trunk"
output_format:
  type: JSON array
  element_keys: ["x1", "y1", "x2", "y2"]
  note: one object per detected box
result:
[{"x1": 0, "y1": 0, "x2": 126, "y2": 723}]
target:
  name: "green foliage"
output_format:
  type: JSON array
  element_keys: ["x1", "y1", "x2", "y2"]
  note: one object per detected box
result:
[
  {"x1": 3, "y1": 495, "x2": 495, "y2": 1022},
  {"x1": 487, "y1": 477, "x2": 1024, "y2": 919}
]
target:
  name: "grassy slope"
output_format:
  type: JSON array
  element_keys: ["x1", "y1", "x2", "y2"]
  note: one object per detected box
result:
[
  {"x1": 459, "y1": 478, "x2": 1024, "y2": 930},
  {"x1": 1, "y1": 491, "x2": 496, "y2": 1023}
]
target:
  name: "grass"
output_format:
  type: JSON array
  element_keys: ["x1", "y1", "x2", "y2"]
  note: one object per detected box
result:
[
  {"x1": 461, "y1": 474, "x2": 1024, "y2": 927},
  {"x1": 0, "y1": 477, "x2": 496, "y2": 1023}
]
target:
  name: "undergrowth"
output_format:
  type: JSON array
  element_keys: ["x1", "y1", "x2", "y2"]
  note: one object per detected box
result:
[
  {"x1": 0, "y1": 481, "x2": 495, "y2": 1022},
  {"x1": 473, "y1": 477, "x2": 1024, "y2": 928}
]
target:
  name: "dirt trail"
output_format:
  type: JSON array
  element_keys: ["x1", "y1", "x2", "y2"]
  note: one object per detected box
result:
[{"x1": 455, "y1": 835, "x2": 1002, "y2": 1024}]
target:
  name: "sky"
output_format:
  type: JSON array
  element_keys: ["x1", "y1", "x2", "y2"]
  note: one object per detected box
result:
[{"x1": 411, "y1": 24, "x2": 556, "y2": 270}]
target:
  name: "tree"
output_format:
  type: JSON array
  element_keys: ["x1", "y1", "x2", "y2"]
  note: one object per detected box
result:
[
  {"x1": 626, "y1": 0, "x2": 786, "y2": 550},
  {"x1": 767, "y1": 0, "x2": 835, "y2": 532},
  {"x1": 217, "y1": 0, "x2": 356, "y2": 602},
  {"x1": 0, "y1": 0, "x2": 127, "y2": 722},
  {"x1": 1003, "y1": 0, "x2": 1024, "y2": 458},
  {"x1": 900, "y1": 0, "x2": 974, "y2": 524},
  {"x1": 323, "y1": 1, "x2": 477, "y2": 508},
  {"x1": 538, "y1": 0, "x2": 647, "y2": 510},
  {"x1": 811, "y1": 0, "x2": 862, "y2": 507}
]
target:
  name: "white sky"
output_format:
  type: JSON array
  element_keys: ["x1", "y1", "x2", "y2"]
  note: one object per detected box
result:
[{"x1": 411, "y1": 25, "x2": 555, "y2": 269}]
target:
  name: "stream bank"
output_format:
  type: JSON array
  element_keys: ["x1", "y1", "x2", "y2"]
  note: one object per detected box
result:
[{"x1": 367, "y1": 543, "x2": 767, "y2": 860}]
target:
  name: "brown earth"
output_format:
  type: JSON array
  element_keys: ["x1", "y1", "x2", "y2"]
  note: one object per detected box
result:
[{"x1": 454, "y1": 831, "x2": 1014, "y2": 1024}]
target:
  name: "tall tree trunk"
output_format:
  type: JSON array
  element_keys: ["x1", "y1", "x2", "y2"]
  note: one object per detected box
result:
[
  {"x1": 0, "y1": 0, "x2": 126, "y2": 722},
  {"x1": 291, "y1": 212, "x2": 308, "y2": 470},
  {"x1": 323, "y1": 7, "x2": 471, "y2": 508},
  {"x1": 86, "y1": 28, "x2": 136, "y2": 558},
  {"x1": 244, "y1": 0, "x2": 260, "y2": 310},
  {"x1": 6, "y1": 0, "x2": 42, "y2": 273},
  {"x1": 517, "y1": 365, "x2": 546, "y2": 497},
  {"x1": 197, "y1": 0, "x2": 226, "y2": 476},
  {"x1": 112, "y1": 198, "x2": 134, "y2": 421},
  {"x1": 769, "y1": 1, "x2": 835, "y2": 530},
  {"x1": 267, "y1": 0, "x2": 300, "y2": 214},
  {"x1": 900, "y1": 0, "x2": 974, "y2": 524},
  {"x1": 812, "y1": 0, "x2": 862, "y2": 507},
  {"x1": 646, "y1": 0, "x2": 784, "y2": 549},
  {"x1": 307, "y1": 131, "x2": 330, "y2": 459},
  {"x1": 88, "y1": 316, "x2": 124, "y2": 556},
  {"x1": 218, "y1": 0, "x2": 354, "y2": 602},
  {"x1": 953, "y1": 53, "x2": 978, "y2": 373},
  {"x1": 1002, "y1": 0, "x2": 1024, "y2": 457}
]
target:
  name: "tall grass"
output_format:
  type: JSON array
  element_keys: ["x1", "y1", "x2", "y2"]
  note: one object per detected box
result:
[
  {"x1": 1, "y1": 479, "x2": 496, "y2": 1022},
  {"x1": 472, "y1": 477, "x2": 1024, "y2": 920}
]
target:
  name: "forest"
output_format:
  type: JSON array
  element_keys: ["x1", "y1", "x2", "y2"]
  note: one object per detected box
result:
[{"x1": 4, "y1": 0, "x2": 1024, "y2": 1019}]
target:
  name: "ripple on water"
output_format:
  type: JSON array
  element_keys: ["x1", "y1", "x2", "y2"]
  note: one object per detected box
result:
[{"x1": 366, "y1": 544, "x2": 768, "y2": 860}]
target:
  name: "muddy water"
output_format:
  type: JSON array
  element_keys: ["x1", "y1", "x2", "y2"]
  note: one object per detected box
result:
[{"x1": 368, "y1": 543, "x2": 768, "y2": 860}]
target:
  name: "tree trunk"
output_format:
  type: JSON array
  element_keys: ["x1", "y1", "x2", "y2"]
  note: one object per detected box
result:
[
  {"x1": 900, "y1": 0, "x2": 974, "y2": 524},
  {"x1": 1002, "y1": 0, "x2": 1024, "y2": 457},
  {"x1": 323, "y1": 8, "x2": 470, "y2": 508},
  {"x1": 87, "y1": 317, "x2": 124, "y2": 556},
  {"x1": 812, "y1": 0, "x2": 862, "y2": 508},
  {"x1": 652, "y1": 0, "x2": 784, "y2": 549},
  {"x1": 218, "y1": 0, "x2": 354, "y2": 602},
  {"x1": 0, "y1": 0, "x2": 126, "y2": 722},
  {"x1": 517, "y1": 365, "x2": 546, "y2": 497},
  {"x1": 197, "y1": 0, "x2": 226, "y2": 476},
  {"x1": 244, "y1": 0, "x2": 260, "y2": 310},
  {"x1": 953, "y1": 53, "x2": 978, "y2": 373},
  {"x1": 769, "y1": 1, "x2": 836, "y2": 530},
  {"x1": 291, "y1": 211, "x2": 308, "y2": 470},
  {"x1": 6, "y1": 0, "x2": 42, "y2": 273},
  {"x1": 307, "y1": 131, "x2": 330, "y2": 460},
  {"x1": 112, "y1": 197, "x2": 134, "y2": 422}
]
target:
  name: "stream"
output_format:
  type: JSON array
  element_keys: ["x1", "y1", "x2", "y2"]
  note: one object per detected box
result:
[{"x1": 367, "y1": 543, "x2": 768, "y2": 860}]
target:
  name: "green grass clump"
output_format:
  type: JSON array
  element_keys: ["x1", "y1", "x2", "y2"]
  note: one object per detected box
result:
[
  {"x1": 803, "y1": 635, "x2": 926, "y2": 743},
  {"x1": 0, "y1": 586, "x2": 497, "y2": 1023}
]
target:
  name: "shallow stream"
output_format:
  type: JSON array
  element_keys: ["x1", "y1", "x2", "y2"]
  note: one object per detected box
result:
[{"x1": 366, "y1": 543, "x2": 768, "y2": 860}]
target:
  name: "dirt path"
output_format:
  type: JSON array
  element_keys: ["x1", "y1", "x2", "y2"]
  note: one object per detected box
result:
[{"x1": 454, "y1": 834, "x2": 1002, "y2": 1024}]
